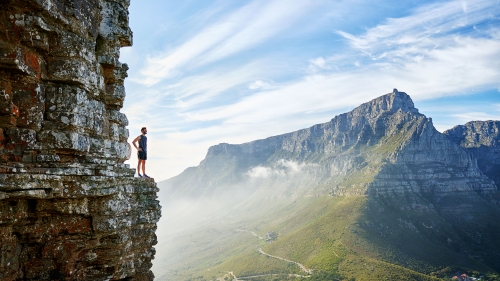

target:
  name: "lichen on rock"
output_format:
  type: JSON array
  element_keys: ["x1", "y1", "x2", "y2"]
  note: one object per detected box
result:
[{"x1": 0, "y1": 0, "x2": 161, "y2": 280}]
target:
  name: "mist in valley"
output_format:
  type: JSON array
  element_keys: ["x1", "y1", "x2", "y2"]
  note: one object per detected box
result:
[{"x1": 151, "y1": 160, "x2": 327, "y2": 280}]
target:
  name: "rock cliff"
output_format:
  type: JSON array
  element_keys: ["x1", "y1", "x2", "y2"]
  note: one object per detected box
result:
[
  {"x1": 444, "y1": 121, "x2": 500, "y2": 188},
  {"x1": 0, "y1": 1, "x2": 161, "y2": 280},
  {"x1": 165, "y1": 90, "x2": 497, "y2": 203}
]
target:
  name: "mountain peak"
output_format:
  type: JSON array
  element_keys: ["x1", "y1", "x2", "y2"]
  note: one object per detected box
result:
[
  {"x1": 351, "y1": 89, "x2": 419, "y2": 119},
  {"x1": 389, "y1": 88, "x2": 419, "y2": 113}
]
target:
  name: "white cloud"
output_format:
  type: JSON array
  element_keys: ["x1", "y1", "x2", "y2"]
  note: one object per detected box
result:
[
  {"x1": 279, "y1": 159, "x2": 311, "y2": 173},
  {"x1": 333, "y1": 0, "x2": 499, "y2": 72},
  {"x1": 164, "y1": 62, "x2": 267, "y2": 108},
  {"x1": 246, "y1": 160, "x2": 318, "y2": 179},
  {"x1": 179, "y1": 34, "x2": 500, "y2": 124},
  {"x1": 248, "y1": 80, "x2": 274, "y2": 90},
  {"x1": 136, "y1": 6, "x2": 253, "y2": 85},
  {"x1": 337, "y1": 0, "x2": 496, "y2": 54},
  {"x1": 308, "y1": 56, "x2": 332, "y2": 73},
  {"x1": 246, "y1": 166, "x2": 274, "y2": 179},
  {"x1": 136, "y1": 0, "x2": 327, "y2": 86},
  {"x1": 173, "y1": 0, "x2": 500, "y2": 125},
  {"x1": 311, "y1": 57, "x2": 326, "y2": 68},
  {"x1": 453, "y1": 112, "x2": 500, "y2": 123},
  {"x1": 196, "y1": 0, "x2": 325, "y2": 67}
]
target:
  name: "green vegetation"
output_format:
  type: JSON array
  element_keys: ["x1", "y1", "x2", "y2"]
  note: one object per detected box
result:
[
  {"x1": 213, "y1": 250, "x2": 304, "y2": 277},
  {"x1": 259, "y1": 196, "x2": 447, "y2": 280},
  {"x1": 337, "y1": 165, "x2": 380, "y2": 187},
  {"x1": 263, "y1": 197, "x2": 362, "y2": 269},
  {"x1": 155, "y1": 190, "x2": 500, "y2": 280}
]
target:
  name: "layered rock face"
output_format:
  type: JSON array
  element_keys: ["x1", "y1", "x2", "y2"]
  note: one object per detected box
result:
[
  {"x1": 444, "y1": 121, "x2": 500, "y2": 188},
  {"x1": 0, "y1": 1, "x2": 160, "y2": 280},
  {"x1": 166, "y1": 90, "x2": 497, "y2": 203},
  {"x1": 159, "y1": 90, "x2": 500, "y2": 279}
]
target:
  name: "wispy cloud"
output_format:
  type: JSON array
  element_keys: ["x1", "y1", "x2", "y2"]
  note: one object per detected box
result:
[
  {"x1": 336, "y1": 0, "x2": 497, "y2": 58},
  {"x1": 135, "y1": 0, "x2": 326, "y2": 86},
  {"x1": 246, "y1": 160, "x2": 319, "y2": 179},
  {"x1": 178, "y1": 0, "x2": 500, "y2": 123},
  {"x1": 453, "y1": 111, "x2": 500, "y2": 123},
  {"x1": 194, "y1": 0, "x2": 324, "y2": 66},
  {"x1": 134, "y1": 2, "x2": 262, "y2": 85},
  {"x1": 169, "y1": 1, "x2": 500, "y2": 123},
  {"x1": 248, "y1": 80, "x2": 274, "y2": 90},
  {"x1": 180, "y1": 34, "x2": 500, "y2": 124},
  {"x1": 160, "y1": 61, "x2": 270, "y2": 109},
  {"x1": 308, "y1": 56, "x2": 332, "y2": 73}
]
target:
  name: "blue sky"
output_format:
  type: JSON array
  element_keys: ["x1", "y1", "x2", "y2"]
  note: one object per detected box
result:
[{"x1": 121, "y1": 0, "x2": 500, "y2": 181}]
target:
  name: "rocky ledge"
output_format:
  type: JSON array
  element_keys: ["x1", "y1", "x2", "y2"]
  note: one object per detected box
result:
[{"x1": 0, "y1": 0, "x2": 161, "y2": 280}]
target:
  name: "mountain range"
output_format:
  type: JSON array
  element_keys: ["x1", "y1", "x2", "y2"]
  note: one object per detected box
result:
[{"x1": 155, "y1": 90, "x2": 500, "y2": 281}]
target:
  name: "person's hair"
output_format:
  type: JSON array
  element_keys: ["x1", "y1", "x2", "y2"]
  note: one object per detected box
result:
[{"x1": 141, "y1": 127, "x2": 147, "y2": 132}]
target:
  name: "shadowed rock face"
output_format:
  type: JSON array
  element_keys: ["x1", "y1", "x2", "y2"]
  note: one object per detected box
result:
[
  {"x1": 0, "y1": 1, "x2": 160, "y2": 280},
  {"x1": 444, "y1": 121, "x2": 500, "y2": 188}
]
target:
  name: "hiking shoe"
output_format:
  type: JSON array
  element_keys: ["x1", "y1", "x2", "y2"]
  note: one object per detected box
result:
[
  {"x1": 138, "y1": 174, "x2": 143, "y2": 178},
  {"x1": 144, "y1": 174, "x2": 150, "y2": 178}
]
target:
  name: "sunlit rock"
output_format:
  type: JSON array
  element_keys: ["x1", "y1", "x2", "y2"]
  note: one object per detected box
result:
[{"x1": 0, "y1": 0, "x2": 160, "y2": 280}]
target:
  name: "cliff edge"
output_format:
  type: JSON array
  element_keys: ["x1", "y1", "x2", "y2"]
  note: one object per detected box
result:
[{"x1": 0, "y1": 0, "x2": 161, "y2": 280}]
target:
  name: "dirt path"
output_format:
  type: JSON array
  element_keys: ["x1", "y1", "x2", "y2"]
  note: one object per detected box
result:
[
  {"x1": 236, "y1": 229, "x2": 264, "y2": 240},
  {"x1": 236, "y1": 273, "x2": 310, "y2": 280},
  {"x1": 258, "y1": 247, "x2": 312, "y2": 275},
  {"x1": 230, "y1": 230, "x2": 312, "y2": 280}
]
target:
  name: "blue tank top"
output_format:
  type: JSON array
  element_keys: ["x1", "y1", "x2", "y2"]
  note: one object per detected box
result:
[{"x1": 139, "y1": 135, "x2": 147, "y2": 153}]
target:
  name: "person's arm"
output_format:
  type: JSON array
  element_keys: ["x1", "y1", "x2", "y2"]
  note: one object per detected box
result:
[{"x1": 132, "y1": 136, "x2": 142, "y2": 151}]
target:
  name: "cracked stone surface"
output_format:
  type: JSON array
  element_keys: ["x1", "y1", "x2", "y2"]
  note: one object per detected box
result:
[{"x1": 0, "y1": 0, "x2": 161, "y2": 280}]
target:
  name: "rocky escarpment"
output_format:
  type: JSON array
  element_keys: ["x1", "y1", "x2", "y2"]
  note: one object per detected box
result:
[
  {"x1": 0, "y1": 1, "x2": 161, "y2": 280},
  {"x1": 165, "y1": 90, "x2": 497, "y2": 203},
  {"x1": 444, "y1": 121, "x2": 500, "y2": 188},
  {"x1": 159, "y1": 90, "x2": 500, "y2": 278}
]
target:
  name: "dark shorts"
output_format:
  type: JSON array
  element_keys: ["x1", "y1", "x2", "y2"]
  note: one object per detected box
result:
[{"x1": 138, "y1": 151, "x2": 147, "y2": 160}]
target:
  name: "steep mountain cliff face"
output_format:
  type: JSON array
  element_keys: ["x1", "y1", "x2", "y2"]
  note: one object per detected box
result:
[
  {"x1": 0, "y1": 1, "x2": 160, "y2": 280},
  {"x1": 166, "y1": 90, "x2": 497, "y2": 202},
  {"x1": 158, "y1": 90, "x2": 500, "y2": 280},
  {"x1": 444, "y1": 121, "x2": 500, "y2": 189}
]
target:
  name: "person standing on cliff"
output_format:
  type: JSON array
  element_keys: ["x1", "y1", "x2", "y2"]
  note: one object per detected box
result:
[{"x1": 132, "y1": 127, "x2": 150, "y2": 178}]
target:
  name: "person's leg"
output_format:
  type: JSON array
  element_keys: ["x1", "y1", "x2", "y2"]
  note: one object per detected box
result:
[
  {"x1": 137, "y1": 159, "x2": 142, "y2": 176},
  {"x1": 142, "y1": 160, "x2": 146, "y2": 176}
]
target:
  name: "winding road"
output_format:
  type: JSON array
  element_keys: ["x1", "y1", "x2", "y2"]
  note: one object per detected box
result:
[
  {"x1": 258, "y1": 247, "x2": 312, "y2": 275},
  {"x1": 229, "y1": 230, "x2": 312, "y2": 280}
]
